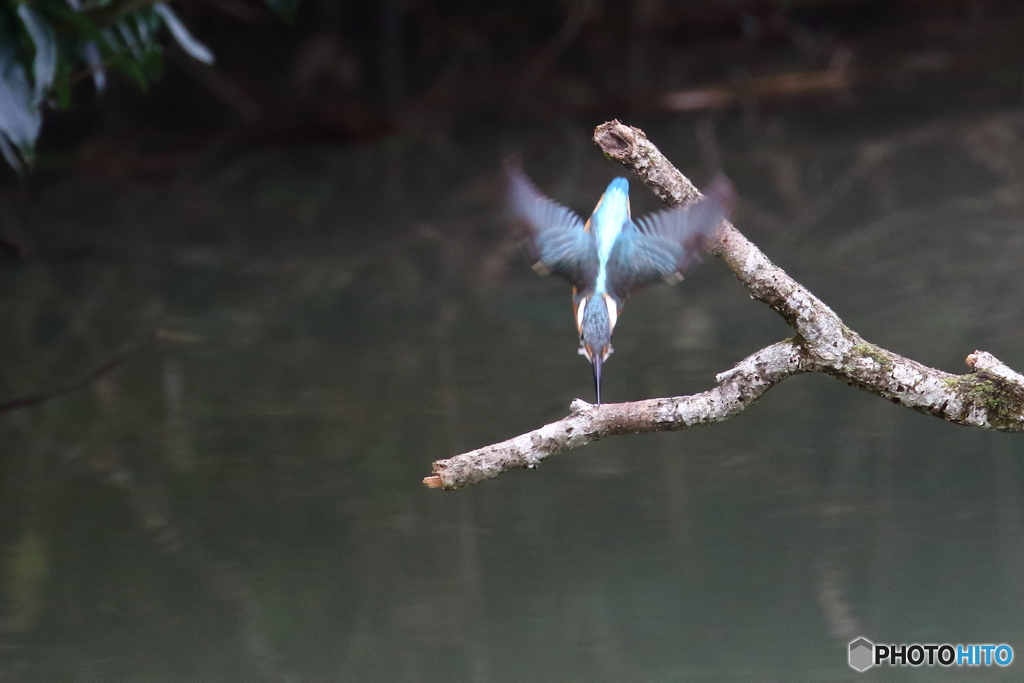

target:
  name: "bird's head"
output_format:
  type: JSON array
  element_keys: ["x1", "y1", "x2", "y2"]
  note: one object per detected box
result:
[{"x1": 576, "y1": 293, "x2": 619, "y2": 405}]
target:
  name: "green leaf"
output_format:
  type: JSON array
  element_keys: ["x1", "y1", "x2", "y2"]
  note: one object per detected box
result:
[
  {"x1": 138, "y1": 43, "x2": 164, "y2": 80},
  {"x1": 115, "y1": 17, "x2": 145, "y2": 60},
  {"x1": 52, "y1": 0, "x2": 109, "y2": 94},
  {"x1": 100, "y1": 26, "x2": 123, "y2": 56},
  {"x1": 134, "y1": 10, "x2": 156, "y2": 44},
  {"x1": 0, "y1": 133, "x2": 24, "y2": 175},
  {"x1": 16, "y1": 4, "x2": 58, "y2": 105},
  {"x1": 53, "y1": 58, "x2": 72, "y2": 109},
  {"x1": 112, "y1": 50, "x2": 150, "y2": 90},
  {"x1": 0, "y1": 40, "x2": 42, "y2": 173},
  {"x1": 54, "y1": 5, "x2": 103, "y2": 41},
  {"x1": 152, "y1": 3, "x2": 214, "y2": 65},
  {"x1": 81, "y1": 41, "x2": 106, "y2": 94},
  {"x1": 265, "y1": 0, "x2": 302, "y2": 22}
]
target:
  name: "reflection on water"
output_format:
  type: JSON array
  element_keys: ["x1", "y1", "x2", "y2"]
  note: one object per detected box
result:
[{"x1": 2, "y1": 110, "x2": 1024, "y2": 681}]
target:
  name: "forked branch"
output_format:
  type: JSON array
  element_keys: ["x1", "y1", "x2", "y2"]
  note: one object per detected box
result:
[{"x1": 423, "y1": 120, "x2": 1024, "y2": 490}]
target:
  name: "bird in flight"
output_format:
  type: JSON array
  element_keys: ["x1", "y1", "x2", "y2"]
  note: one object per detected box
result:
[{"x1": 505, "y1": 157, "x2": 734, "y2": 404}]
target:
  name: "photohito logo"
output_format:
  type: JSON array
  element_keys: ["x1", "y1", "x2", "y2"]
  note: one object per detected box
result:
[{"x1": 849, "y1": 637, "x2": 1013, "y2": 672}]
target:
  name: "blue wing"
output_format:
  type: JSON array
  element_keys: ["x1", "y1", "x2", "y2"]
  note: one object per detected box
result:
[
  {"x1": 605, "y1": 175, "x2": 734, "y2": 300},
  {"x1": 505, "y1": 157, "x2": 598, "y2": 291}
]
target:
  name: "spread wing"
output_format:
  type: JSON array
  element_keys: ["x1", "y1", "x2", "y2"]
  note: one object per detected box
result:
[
  {"x1": 504, "y1": 156, "x2": 597, "y2": 291},
  {"x1": 605, "y1": 175, "x2": 734, "y2": 300}
]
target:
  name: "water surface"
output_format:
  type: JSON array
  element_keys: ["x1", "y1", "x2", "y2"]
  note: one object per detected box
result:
[{"x1": 2, "y1": 110, "x2": 1024, "y2": 681}]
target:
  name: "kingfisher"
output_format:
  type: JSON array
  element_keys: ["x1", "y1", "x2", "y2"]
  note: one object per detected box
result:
[{"x1": 505, "y1": 157, "x2": 734, "y2": 405}]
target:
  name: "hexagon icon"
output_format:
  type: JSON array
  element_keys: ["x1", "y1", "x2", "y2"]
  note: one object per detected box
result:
[{"x1": 849, "y1": 637, "x2": 874, "y2": 672}]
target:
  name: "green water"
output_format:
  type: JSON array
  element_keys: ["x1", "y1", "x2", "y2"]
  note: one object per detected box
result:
[{"x1": 2, "y1": 112, "x2": 1024, "y2": 681}]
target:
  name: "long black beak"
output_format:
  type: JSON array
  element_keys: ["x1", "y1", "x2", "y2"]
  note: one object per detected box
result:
[{"x1": 591, "y1": 354, "x2": 603, "y2": 406}]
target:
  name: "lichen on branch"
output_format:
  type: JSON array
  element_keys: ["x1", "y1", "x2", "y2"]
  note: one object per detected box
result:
[{"x1": 423, "y1": 120, "x2": 1024, "y2": 490}]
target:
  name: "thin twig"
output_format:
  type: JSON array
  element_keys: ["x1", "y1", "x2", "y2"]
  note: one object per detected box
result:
[
  {"x1": 0, "y1": 331, "x2": 156, "y2": 413},
  {"x1": 423, "y1": 120, "x2": 1024, "y2": 490}
]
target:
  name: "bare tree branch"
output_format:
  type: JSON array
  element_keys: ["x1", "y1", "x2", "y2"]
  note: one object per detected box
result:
[{"x1": 423, "y1": 120, "x2": 1024, "y2": 490}]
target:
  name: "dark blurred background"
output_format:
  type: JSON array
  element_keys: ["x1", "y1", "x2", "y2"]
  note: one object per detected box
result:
[{"x1": 3, "y1": 0, "x2": 1024, "y2": 681}]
